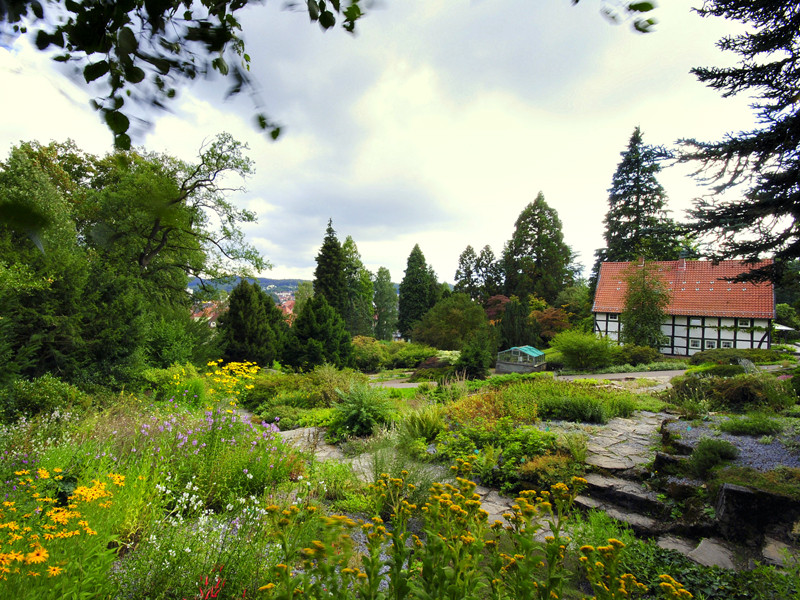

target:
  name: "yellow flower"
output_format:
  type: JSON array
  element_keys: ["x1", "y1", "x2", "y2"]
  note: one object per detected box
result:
[
  {"x1": 258, "y1": 583, "x2": 275, "y2": 591},
  {"x1": 47, "y1": 565, "x2": 63, "y2": 577},
  {"x1": 25, "y1": 547, "x2": 48, "y2": 564},
  {"x1": 37, "y1": 469, "x2": 50, "y2": 479}
]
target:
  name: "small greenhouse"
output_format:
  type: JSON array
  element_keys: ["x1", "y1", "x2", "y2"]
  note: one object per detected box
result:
[{"x1": 495, "y1": 345, "x2": 546, "y2": 374}]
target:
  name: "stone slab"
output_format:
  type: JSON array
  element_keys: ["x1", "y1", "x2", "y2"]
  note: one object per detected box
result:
[
  {"x1": 687, "y1": 538, "x2": 737, "y2": 569},
  {"x1": 657, "y1": 535, "x2": 696, "y2": 555}
]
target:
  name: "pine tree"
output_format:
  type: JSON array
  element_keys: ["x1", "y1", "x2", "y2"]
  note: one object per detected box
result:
[
  {"x1": 592, "y1": 127, "x2": 681, "y2": 287},
  {"x1": 398, "y1": 244, "x2": 437, "y2": 338},
  {"x1": 217, "y1": 280, "x2": 282, "y2": 367},
  {"x1": 313, "y1": 219, "x2": 348, "y2": 317},
  {"x1": 503, "y1": 192, "x2": 575, "y2": 304},
  {"x1": 342, "y1": 236, "x2": 374, "y2": 336},
  {"x1": 287, "y1": 294, "x2": 353, "y2": 370},
  {"x1": 680, "y1": 1, "x2": 800, "y2": 282},
  {"x1": 373, "y1": 267, "x2": 398, "y2": 341}
]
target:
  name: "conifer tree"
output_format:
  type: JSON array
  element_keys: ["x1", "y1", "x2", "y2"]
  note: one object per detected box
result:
[
  {"x1": 503, "y1": 192, "x2": 575, "y2": 304},
  {"x1": 592, "y1": 127, "x2": 681, "y2": 287},
  {"x1": 681, "y1": 0, "x2": 800, "y2": 282},
  {"x1": 287, "y1": 294, "x2": 352, "y2": 370},
  {"x1": 498, "y1": 296, "x2": 540, "y2": 349},
  {"x1": 373, "y1": 267, "x2": 398, "y2": 341},
  {"x1": 217, "y1": 280, "x2": 284, "y2": 366},
  {"x1": 454, "y1": 245, "x2": 481, "y2": 301},
  {"x1": 398, "y1": 244, "x2": 437, "y2": 338},
  {"x1": 313, "y1": 219, "x2": 348, "y2": 317},
  {"x1": 342, "y1": 236, "x2": 374, "y2": 337}
]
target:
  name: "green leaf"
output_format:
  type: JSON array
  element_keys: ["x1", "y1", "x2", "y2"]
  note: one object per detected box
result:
[
  {"x1": 117, "y1": 26, "x2": 138, "y2": 54},
  {"x1": 104, "y1": 110, "x2": 130, "y2": 134},
  {"x1": 319, "y1": 10, "x2": 336, "y2": 29},
  {"x1": 114, "y1": 132, "x2": 132, "y2": 150},
  {"x1": 212, "y1": 57, "x2": 229, "y2": 75},
  {"x1": 83, "y1": 60, "x2": 110, "y2": 83},
  {"x1": 35, "y1": 30, "x2": 51, "y2": 50},
  {"x1": 125, "y1": 66, "x2": 145, "y2": 83},
  {"x1": 307, "y1": 0, "x2": 320, "y2": 20},
  {"x1": 270, "y1": 127, "x2": 281, "y2": 140},
  {"x1": 628, "y1": 2, "x2": 655, "y2": 12},
  {"x1": 633, "y1": 17, "x2": 657, "y2": 33}
]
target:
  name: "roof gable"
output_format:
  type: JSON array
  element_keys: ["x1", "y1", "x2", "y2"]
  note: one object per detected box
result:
[{"x1": 592, "y1": 260, "x2": 775, "y2": 319}]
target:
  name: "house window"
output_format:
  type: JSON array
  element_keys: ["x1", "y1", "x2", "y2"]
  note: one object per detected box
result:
[
  {"x1": 737, "y1": 318, "x2": 751, "y2": 328},
  {"x1": 705, "y1": 340, "x2": 717, "y2": 349},
  {"x1": 689, "y1": 317, "x2": 702, "y2": 326},
  {"x1": 689, "y1": 339, "x2": 701, "y2": 349},
  {"x1": 721, "y1": 341, "x2": 733, "y2": 349},
  {"x1": 608, "y1": 314, "x2": 618, "y2": 321}
]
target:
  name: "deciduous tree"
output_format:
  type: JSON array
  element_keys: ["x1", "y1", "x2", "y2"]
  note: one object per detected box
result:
[
  {"x1": 410, "y1": 293, "x2": 490, "y2": 351},
  {"x1": 620, "y1": 262, "x2": 669, "y2": 349}
]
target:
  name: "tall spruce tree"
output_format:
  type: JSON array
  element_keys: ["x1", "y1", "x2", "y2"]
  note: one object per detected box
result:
[
  {"x1": 503, "y1": 192, "x2": 575, "y2": 305},
  {"x1": 476, "y1": 245, "x2": 504, "y2": 301},
  {"x1": 373, "y1": 267, "x2": 398, "y2": 341},
  {"x1": 313, "y1": 219, "x2": 348, "y2": 318},
  {"x1": 680, "y1": 1, "x2": 800, "y2": 282},
  {"x1": 342, "y1": 236, "x2": 374, "y2": 336},
  {"x1": 592, "y1": 127, "x2": 681, "y2": 289},
  {"x1": 398, "y1": 244, "x2": 437, "y2": 338}
]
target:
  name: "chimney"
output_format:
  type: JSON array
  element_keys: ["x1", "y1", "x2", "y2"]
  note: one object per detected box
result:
[
  {"x1": 638, "y1": 256, "x2": 645, "y2": 267},
  {"x1": 678, "y1": 258, "x2": 686, "y2": 270}
]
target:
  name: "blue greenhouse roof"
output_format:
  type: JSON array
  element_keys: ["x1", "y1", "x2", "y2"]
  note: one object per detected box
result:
[{"x1": 504, "y1": 345, "x2": 544, "y2": 357}]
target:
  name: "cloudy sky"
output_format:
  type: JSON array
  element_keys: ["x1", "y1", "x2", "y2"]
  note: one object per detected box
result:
[{"x1": 0, "y1": 0, "x2": 757, "y2": 284}]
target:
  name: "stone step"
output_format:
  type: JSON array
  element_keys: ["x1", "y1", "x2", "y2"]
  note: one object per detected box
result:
[
  {"x1": 583, "y1": 472, "x2": 665, "y2": 516},
  {"x1": 574, "y1": 494, "x2": 663, "y2": 537}
]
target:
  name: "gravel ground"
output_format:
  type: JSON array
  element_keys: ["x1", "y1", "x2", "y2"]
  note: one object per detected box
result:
[{"x1": 663, "y1": 417, "x2": 800, "y2": 472}]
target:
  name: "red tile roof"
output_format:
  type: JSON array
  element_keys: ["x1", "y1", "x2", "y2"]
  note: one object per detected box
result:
[{"x1": 592, "y1": 260, "x2": 775, "y2": 319}]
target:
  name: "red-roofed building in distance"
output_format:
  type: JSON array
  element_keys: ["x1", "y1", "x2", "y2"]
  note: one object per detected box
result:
[{"x1": 592, "y1": 259, "x2": 775, "y2": 356}]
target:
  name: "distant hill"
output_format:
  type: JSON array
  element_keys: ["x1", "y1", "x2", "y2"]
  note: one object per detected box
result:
[{"x1": 188, "y1": 277, "x2": 308, "y2": 294}]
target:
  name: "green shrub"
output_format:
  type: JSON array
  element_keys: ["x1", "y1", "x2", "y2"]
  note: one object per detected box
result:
[
  {"x1": 689, "y1": 438, "x2": 739, "y2": 478},
  {"x1": 718, "y1": 413, "x2": 784, "y2": 436},
  {"x1": 685, "y1": 363, "x2": 746, "y2": 377},
  {"x1": 398, "y1": 404, "x2": 446, "y2": 443},
  {"x1": 689, "y1": 347, "x2": 783, "y2": 366},
  {"x1": 0, "y1": 373, "x2": 87, "y2": 420},
  {"x1": 308, "y1": 364, "x2": 369, "y2": 407},
  {"x1": 351, "y1": 336, "x2": 389, "y2": 372},
  {"x1": 550, "y1": 330, "x2": 616, "y2": 371},
  {"x1": 138, "y1": 363, "x2": 205, "y2": 404},
  {"x1": 384, "y1": 341, "x2": 438, "y2": 369},
  {"x1": 668, "y1": 373, "x2": 795, "y2": 413},
  {"x1": 327, "y1": 383, "x2": 396, "y2": 441},
  {"x1": 615, "y1": 345, "x2": 661, "y2": 366}
]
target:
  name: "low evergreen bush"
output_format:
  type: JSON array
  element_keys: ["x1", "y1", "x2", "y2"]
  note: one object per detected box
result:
[
  {"x1": 550, "y1": 330, "x2": 617, "y2": 371},
  {"x1": 689, "y1": 438, "x2": 739, "y2": 478}
]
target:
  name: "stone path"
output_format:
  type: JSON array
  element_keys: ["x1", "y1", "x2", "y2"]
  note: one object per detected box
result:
[{"x1": 585, "y1": 410, "x2": 666, "y2": 473}]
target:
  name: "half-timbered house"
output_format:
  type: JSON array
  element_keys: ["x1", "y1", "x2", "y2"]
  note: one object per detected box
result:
[{"x1": 592, "y1": 259, "x2": 775, "y2": 356}]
